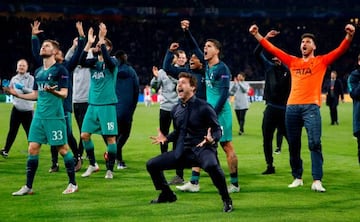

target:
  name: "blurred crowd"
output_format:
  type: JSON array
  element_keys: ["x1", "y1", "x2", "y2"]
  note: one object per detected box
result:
[{"x1": 0, "y1": 13, "x2": 359, "y2": 91}]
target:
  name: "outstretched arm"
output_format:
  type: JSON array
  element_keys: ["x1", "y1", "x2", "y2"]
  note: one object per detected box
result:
[
  {"x1": 323, "y1": 24, "x2": 356, "y2": 65},
  {"x1": 250, "y1": 24, "x2": 292, "y2": 66},
  {"x1": 150, "y1": 128, "x2": 168, "y2": 145},
  {"x1": 254, "y1": 30, "x2": 280, "y2": 66},
  {"x1": 345, "y1": 23, "x2": 355, "y2": 41}
]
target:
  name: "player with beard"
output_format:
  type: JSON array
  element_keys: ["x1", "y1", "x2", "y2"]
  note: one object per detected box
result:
[
  {"x1": 31, "y1": 20, "x2": 85, "y2": 172},
  {"x1": 6, "y1": 39, "x2": 78, "y2": 195},
  {"x1": 249, "y1": 23, "x2": 355, "y2": 192}
]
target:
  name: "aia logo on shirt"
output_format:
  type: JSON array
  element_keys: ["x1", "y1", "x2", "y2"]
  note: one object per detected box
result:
[
  {"x1": 92, "y1": 71, "x2": 105, "y2": 79},
  {"x1": 293, "y1": 68, "x2": 311, "y2": 75}
]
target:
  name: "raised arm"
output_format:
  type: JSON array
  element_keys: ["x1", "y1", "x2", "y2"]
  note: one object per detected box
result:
[
  {"x1": 345, "y1": 23, "x2": 355, "y2": 41},
  {"x1": 254, "y1": 30, "x2": 280, "y2": 67},
  {"x1": 31, "y1": 20, "x2": 44, "y2": 67},
  {"x1": 98, "y1": 22, "x2": 117, "y2": 71},
  {"x1": 162, "y1": 43, "x2": 188, "y2": 78},
  {"x1": 79, "y1": 27, "x2": 97, "y2": 67},
  {"x1": 249, "y1": 24, "x2": 264, "y2": 42},
  {"x1": 181, "y1": 20, "x2": 204, "y2": 64},
  {"x1": 64, "y1": 21, "x2": 86, "y2": 72},
  {"x1": 150, "y1": 66, "x2": 161, "y2": 91},
  {"x1": 323, "y1": 24, "x2": 355, "y2": 65},
  {"x1": 249, "y1": 24, "x2": 292, "y2": 66}
]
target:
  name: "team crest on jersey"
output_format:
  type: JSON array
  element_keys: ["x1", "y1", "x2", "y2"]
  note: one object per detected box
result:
[
  {"x1": 46, "y1": 73, "x2": 57, "y2": 86},
  {"x1": 205, "y1": 79, "x2": 213, "y2": 88},
  {"x1": 209, "y1": 72, "x2": 214, "y2": 80}
]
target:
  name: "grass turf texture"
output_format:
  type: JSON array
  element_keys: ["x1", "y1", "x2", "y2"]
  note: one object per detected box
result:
[{"x1": 0, "y1": 101, "x2": 359, "y2": 222}]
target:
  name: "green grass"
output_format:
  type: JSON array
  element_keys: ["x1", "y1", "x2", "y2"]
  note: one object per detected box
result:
[{"x1": 0, "y1": 101, "x2": 359, "y2": 222}]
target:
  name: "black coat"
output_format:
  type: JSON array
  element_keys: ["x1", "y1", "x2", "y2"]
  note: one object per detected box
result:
[{"x1": 325, "y1": 78, "x2": 344, "y2": 106}]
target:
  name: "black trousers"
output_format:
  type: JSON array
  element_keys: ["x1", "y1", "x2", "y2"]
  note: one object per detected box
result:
[
  {"x1": 235, "y1": 109, "x2": 247, "y2": 132},
  {"x1": 116, "y1": 116, "x2": 133, "y2": 162},
  {"x1": 159, "y1": 109, "x2": 172, "y2": 153},
  {"x1": 329, "y1": 102, "x2": 339, "y2": 124},
  {"x1": 159, "y1": 109, "x2": 183, "y2": 178},
  {"x1": 262, "y1": 105, "x2": 287, "y2": 166},
  {"x1": 73, "y1": 102, "x2": 89, "y2": 157},
  {"x1": 146, "y1": 148, "x2": 230, "y2": 202},
  {"x1": 3, "y1": 106, "x2": 33, "y2": 152}
]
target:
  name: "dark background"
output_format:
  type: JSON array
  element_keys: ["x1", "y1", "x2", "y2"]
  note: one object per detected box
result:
[{"x1": 1, "y1": 0, "x2": 359, "y2": 91}]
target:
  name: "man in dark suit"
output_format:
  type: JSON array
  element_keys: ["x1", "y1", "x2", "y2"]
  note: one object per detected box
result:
[
  {"x1": 326, "y1": 70, "x2": 344, "y2": 125},
  {"x1": 147, "y1": 72, "x2": 233, "y2": 213}
]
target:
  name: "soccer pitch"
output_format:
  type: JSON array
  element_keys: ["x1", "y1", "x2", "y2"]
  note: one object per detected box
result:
[{"x1": 0, "y1": 101, "x2": 359, "y2": 222}]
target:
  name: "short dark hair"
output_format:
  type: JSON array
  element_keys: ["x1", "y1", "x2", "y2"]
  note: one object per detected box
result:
[
  {"x1": 301, "y1": 33, "x2": 316, "y2": 44},
  {"x1": 237, "y1": 71, "x2": 246, "y2": 78},
  {"x1": 206, "y1": 38, "x2": 222, "y2": 54},
  {"x1": 178, "y1": 72, "x2": 197, "y2": 91},
  {"x1": 114, "y1": 50, "x2": 127, "y2": 63}
]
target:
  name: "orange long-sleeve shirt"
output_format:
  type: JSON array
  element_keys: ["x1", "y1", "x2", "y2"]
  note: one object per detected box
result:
[{"x1": 259, "y1": 38, "x2": 351, "y2": 106}]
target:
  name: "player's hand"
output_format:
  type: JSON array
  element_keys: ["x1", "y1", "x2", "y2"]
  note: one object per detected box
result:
[
  {"x1": 249, "y1": 24, "x2": 259, "y2": 36},
  {"x1": 345, "y1": 24, "x2": 355, "y2": 36},
  {"x1": 76, "y1": 21, "x2": 85, "y2": 37},
  {"x1": 31, "y1": 20, "x2": 44, "y2": 35},
  {"x1": 265, "y1": 30, "x2": 280, "y2": 39},
  {"x1": 150, "y1": 128, "x2": 167, "y2": 145},
  {"x1": 169, "y1": 42, "x2": 180, "y2": 52},
  {"x1": 3, "y1": 86, "x2": 18, "y2": 97},
  {"x1": 180, "y1": 20, "x2": 190, "y2": 30},
  {"x1": 87, "y1": 27, "x2": 96, "y2": 45},
  {"x1": 197, "y1": 128, "x2": 215, "y2": 147},
  {"x1": 44, "y1": 85, "x2": 58, "y2": 92},
  {"x1": 98, "y1": 22, "x2": 107, "y2": 40}
]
